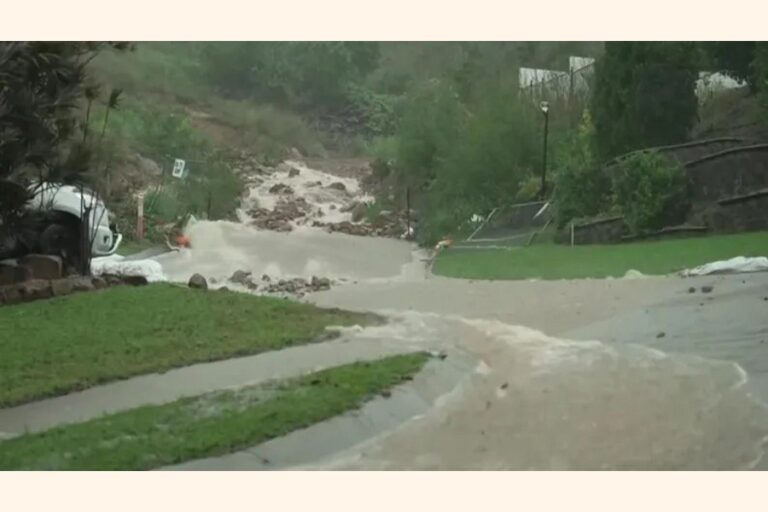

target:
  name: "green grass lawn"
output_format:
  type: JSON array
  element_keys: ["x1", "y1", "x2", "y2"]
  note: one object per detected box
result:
[
  {"x1": 0, "y1": 353, "x2": 429, "y2": 470},
  {"x1": 433, "y1": 231, "x2": 768, "y2": 280},
  {"x1": 0, "y1": 284, "x2": 375, "y2": 408}
]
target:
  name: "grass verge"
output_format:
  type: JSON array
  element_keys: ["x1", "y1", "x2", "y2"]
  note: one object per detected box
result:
[
  {"x1": 433, "y1": 232, "x2": 768, "y2": 280},
  {"x1": 0, "y1": 353, "x2": 429, "y2": 470},
  {"x1": 0, "y1": 284, "x2": 376, "y2": 408}
]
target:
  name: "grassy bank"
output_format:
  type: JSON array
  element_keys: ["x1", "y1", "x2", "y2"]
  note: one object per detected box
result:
[
  {"x1": 0, "y1": 284, "x2": 375, "y2": 407},
  {"x1": 0, "y1": 353, "x2": 429, "y2": 470},
  {"x1": 433, "y1": 232, "x2": 768, "y2": 280}
]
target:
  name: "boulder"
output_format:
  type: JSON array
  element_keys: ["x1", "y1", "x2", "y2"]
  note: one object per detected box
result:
[
  {"x1": 122, "y1": 275, "x2": 149, "y2": 286},
  {"x1": 50, "y1": 278, "x2": 74, "y2": 297},
  {"x1": 229, "y1": 270, "x2": 252, "y2": 285},
  {"x1": 351, "y1": 203, "x2": 367, "y2": 222},
  {"x1": 288, "y1": 166, "x2": 301, "y2": 177},
  {"x1": 19, "y1": 254, "x2": 63, "y2": 280},
  {"x1": 102, "y1": 274, "x2": 123, "y2": 286},
  {"x1": 327, "y1": 181, "x2": 347, "y2": 192},
  {"x1": 0, "y1": 285, "x2": 21, "y2": 306},
  {"x1": 188, "y1": 273, "x2": 208, "y2": 290},
  {"x1": 0, "y1": 260, "x2": 31, "y2": 286},
  {"x1": 71, "y1": 276, "x2": 95, "y2": 292},
  {"x1": 18, "y1": 279, "x2": 53, "y2": 300},
  {"x1": 310, "y1": 276, "x2": 331, "y2": 291},
  {"x1": 269, "y1": 183, "x2": 294, "y2": 195}
]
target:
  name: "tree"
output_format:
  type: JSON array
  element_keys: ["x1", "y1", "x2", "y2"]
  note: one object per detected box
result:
[
  {"x1": 755, "y1": 43, "x2": 768, "y2": 117},
  {"x1": 700, "y1": 42, "x2": 758, "y2": 91},
  {"x1": 0, "y1": 42, "x2": 129, "y2": 259},
  {"x1": 552, "y1": 109, "x2": 612, "y2": 226},
  {"x1": 591, "y1": 42, "x2": 699, "y2": 159},
  {"x1": 199, "y1": 42, "x2": 380, "y2": 111}
]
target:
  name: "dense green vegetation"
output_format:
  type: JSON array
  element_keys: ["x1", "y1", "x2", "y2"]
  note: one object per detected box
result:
[
  {"x1": 0, "y1": 353, "x2": 429, "y2": 470},
  {"x1": 0, "y1": 284, "x2": 375, "y2": 407},
  {"x1": 6, "y1": 41, "x2": 768, "y2": 250}
]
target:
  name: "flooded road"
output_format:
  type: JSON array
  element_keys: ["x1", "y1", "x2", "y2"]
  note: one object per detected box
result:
[{"x1": 150, "y1": 161, "x2": 768, "y2": 470}]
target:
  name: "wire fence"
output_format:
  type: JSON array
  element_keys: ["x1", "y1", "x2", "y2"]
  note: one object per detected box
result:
[{"x1": 453, "y1": 200, "x2": 554, "y2": 250}]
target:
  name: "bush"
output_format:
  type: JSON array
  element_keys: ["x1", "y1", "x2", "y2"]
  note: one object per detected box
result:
[
  {"x1": 368, "y1": 135, "x2": 399, "y2": 179},
  {"x1": 611, "y1": 150, "x2": 690, "y2": 233},
  {"x1": 552, "y1": 110, "x2": 612, "y2": 226}
]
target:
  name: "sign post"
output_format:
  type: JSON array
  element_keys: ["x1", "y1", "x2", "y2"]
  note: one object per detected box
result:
[{"x1": 172, "y1": 158, "x2": 186, "y2": 179}]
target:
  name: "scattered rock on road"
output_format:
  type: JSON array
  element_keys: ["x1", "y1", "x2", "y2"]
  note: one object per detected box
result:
[
  {"x1": 229, "y1": 270, "x2": 252, "y2": 286},
  {"x1": 327, "y1": 181, "x2": 347, "y2": 192},
  {"x1": 188, "y1": 273, "x2": 208, "y2": 290},
  {"x1": 701, "y1": 285, "x2": 714, "y2": 294}
]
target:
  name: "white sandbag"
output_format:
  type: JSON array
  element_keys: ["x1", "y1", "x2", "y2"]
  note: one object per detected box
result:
[
  {"x1": 91, "y1": 255, "x2": 167, "y2": 282},
  {"x1": 680, "y1": 256, "x2": 768, "y2": 277}
]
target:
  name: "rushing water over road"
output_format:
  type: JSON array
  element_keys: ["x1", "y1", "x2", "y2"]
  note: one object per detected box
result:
[{"x1": 150, "y1": 161, "x2": 768, "y2": 470}]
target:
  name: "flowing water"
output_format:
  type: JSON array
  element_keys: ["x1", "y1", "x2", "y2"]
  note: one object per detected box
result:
[{"x1": 150, "y1": 161, "x2": 768, "y2": 470}]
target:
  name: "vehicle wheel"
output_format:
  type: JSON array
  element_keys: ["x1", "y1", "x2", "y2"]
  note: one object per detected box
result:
[{"x1": 39, "y1": 222, "x2": 83, "y2": 273}]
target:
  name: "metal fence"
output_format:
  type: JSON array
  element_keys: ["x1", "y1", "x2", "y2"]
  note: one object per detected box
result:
[{"x1": 453, "y1": 200, "x2": 553, "y2": 250}]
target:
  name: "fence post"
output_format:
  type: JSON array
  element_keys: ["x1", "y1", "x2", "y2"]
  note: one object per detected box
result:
[
  {"x1": 405, "y1": 186, "x2": 411, "y2": 238},
  {"x1": 570, "y1": 221, "x2": 575, "y2": 247},
  {"x1": 137, "y1": 194, "x2": 144, "y2": 241}
]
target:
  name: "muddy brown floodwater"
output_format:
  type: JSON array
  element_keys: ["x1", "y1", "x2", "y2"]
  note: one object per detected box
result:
[{"x1": 151, "y1": 160, "x2": 768, "y2": 470}]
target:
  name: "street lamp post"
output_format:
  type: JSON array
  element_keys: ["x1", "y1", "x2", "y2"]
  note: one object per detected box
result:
[{"x1": 539, "y1": 101, "x2": 550, "y2": 200}]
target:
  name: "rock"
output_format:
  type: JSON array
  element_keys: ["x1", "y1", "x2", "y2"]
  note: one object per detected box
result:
[
  {"x1": 71, "y1": 276, "x2": 95, "y2": 292},
  {"x1": 351, "y1": 202, "x2": 367, "y2": 222},
  {"x1": 0, "y1": 260, "x2": 31, "y2": 286},
  {"x1": 102, "y1": 274, "x2": 123, "y2": 286},
  {"x1": 20, "y1": 254, "x2": 63, "y2": 280},
  {"x1": 688, "y1": 287, "x2": 696, "y2": 293},
  {"x1": 656, "y1": 332, "x2": 666, "y2": 339},
  {"x1": 288, "y1": 167, "x2": 301, "y2": 177},
  {"x1": 269, "y1": 183, "x2": 294, "y2": 195},
  {"x1": 262, "y1": 274, "x2": 271, "y2": 282},
  {"x1": 18, "y1": 279, "x2": 53, "y2": 300},
  {"x1": 218, "y1": 286, "x2": 230, "y2": 292},
  {"x1": 327, "y1": 181, "x2": 347, "y2": 192},
  {"x1": 310, "y1": 276, "x2": 331, "y2": 291},
  {"x1": 230, "y1": 270, "x2": 252, "y2": 285},
  {"x1": 136, "y1": 154, "x2": 163, "y2": 176},
  {"x1": 122, "y1": 275, "x2": 149, "y2": 286},
  {"x1": 701, "y1": 285, "x2": 714, "y2": 293},
  {"x1": 50, "y1": 278, "x2": 74, "y2": 297},
  {"x1": 92, "y1": 277, "x2": 108, "y2": 289},
  {"x1": 0, "y1": 285, "x2": 22, "y2": 305},
  {"x1": 188, "y1": 273, "x2": 208, "y2": 290}
]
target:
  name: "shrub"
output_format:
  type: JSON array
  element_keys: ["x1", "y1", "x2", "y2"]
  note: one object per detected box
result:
[
  {"x1": 552, "y1": 110, "x2": 612, "y2": 226},
  {"x1": 611, "y1": 150, "x2": 690, "y2": 233}
]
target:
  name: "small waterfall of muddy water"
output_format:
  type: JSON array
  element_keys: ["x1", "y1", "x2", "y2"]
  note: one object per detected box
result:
[{"x1": 151, "y1": 160, "x2": 768, "y2": 470}]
